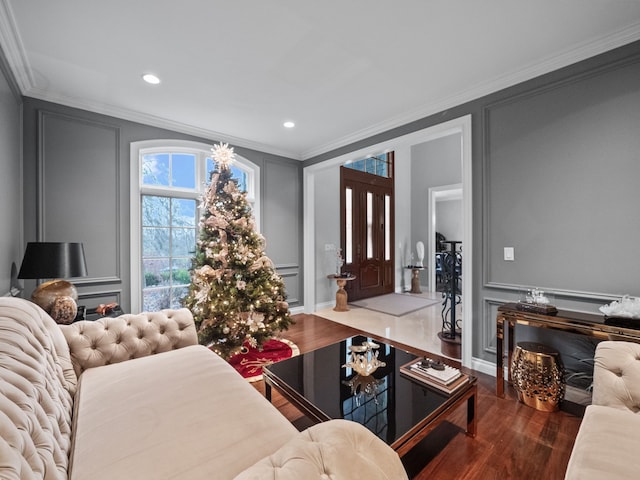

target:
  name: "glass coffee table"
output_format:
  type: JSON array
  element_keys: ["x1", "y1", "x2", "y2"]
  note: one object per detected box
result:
[{"x1": 263, "y1": 335, "x2": 477, "y2": 457}]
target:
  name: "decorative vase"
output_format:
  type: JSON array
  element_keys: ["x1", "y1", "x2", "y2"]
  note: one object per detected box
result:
[{"x1": 416, "y1": 241, "x2": 424, "y2": 267}]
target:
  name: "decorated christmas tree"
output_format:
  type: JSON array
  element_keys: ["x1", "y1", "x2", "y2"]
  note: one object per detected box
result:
[{"x1": 183, "y1": 143, "x2": 293, "y2": 359}]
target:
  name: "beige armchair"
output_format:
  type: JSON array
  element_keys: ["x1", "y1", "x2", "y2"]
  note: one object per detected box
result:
[
  {"x1": 565, "y1": 341, "x2": 640, "y2": 479},
  {"x1": 591, "y1": 340, "x2": 640, "y2": 412}
]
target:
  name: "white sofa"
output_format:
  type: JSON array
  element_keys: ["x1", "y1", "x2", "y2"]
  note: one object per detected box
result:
[
  {"x1": 0, "y1": 297, "x2": 408, "y2": 479},
  {"x1": 565, "y1": 340, "x2": 640, "y2": 479}
]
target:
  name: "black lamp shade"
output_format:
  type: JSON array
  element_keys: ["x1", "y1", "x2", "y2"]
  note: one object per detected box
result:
[{"x1": 18, "y1": 242, "x2": 88, "y2": 279}]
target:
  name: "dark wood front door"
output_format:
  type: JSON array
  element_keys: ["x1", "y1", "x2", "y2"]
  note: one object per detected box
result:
[{"x1": 340, "y1": 160, "x2": 394, "y2": 301}]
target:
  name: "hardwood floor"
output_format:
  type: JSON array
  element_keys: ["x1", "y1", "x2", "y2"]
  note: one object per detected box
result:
[{"x1": 254, "y1": 313, "x2": 583, "y2": 480}]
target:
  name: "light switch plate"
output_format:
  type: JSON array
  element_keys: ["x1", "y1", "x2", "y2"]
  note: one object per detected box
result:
[{"x1": 504, "y1": 247, "x2": 515, "y2": 261}]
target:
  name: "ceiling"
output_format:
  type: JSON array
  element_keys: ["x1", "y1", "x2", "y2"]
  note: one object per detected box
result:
[{"x1": 2, "y1": 1, "x2": 640, "y2": 160}]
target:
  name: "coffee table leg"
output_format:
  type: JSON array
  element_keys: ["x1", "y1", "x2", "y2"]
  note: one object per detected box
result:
[
  {"x1": 466, "y1": 385, "x2": 477, "y2": 437},
  {"x1": 265, "y1": 381, "x2": 272, "y2": 402}
]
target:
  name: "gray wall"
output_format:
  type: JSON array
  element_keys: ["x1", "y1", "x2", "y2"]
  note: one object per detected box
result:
[
  {"x1": 306, "y1": 40, "x2": 640, "y2": 366},
  {"x1": 21, "y1": 98, "x2": 303, "y2": 312},
  {"x1": 313, "y1": 166, "x2": 340, "y2": 305},
  {"x1": 262, "y1": 157, "x2": 303, "y2": 306},
  {"x1": 436, "y1": 199, "x2": 462, "y2": 243},
  {"x1": 0, "y1": 57, "x2": 21, "y2": 296},
  {"x1": 410, "y1": 135, "x2": 462, "y2": 288},
  {"x1": 485, "y1": 61, "x2": 640, "y2": 295}
]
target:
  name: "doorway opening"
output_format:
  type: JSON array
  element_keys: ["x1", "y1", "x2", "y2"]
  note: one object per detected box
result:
[
  {"x1": 303, "y1": 114, "x2": 472, "y2": 367},
  {"x1": 428, "y1": 184, "x2": 462, "y2": 293}
]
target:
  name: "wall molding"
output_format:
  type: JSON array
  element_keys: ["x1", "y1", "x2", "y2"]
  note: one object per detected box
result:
[
  {"x1": 482, "y1": 297, "x2": 507, "y2": 357},
  {"x1": 481, "y1": 48, "x2": 640, "y2": 298},
  {"x1": 484, "y1": 282, "x2": 623, "y2": 303},
  {"x1": 274, "y1": 264, "x2": 300, "y2": 305},
  {"x1": 37, "y1": 110, "x2": 122, "y2": 285},
  {"x1": 77, "y1": 288, "x2": 122, "y2": 305}
]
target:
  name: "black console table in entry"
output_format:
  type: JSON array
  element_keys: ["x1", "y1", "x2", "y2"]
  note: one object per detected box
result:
[{"x1": 496, "y1": 303, "x2": 640, "y2": 397}]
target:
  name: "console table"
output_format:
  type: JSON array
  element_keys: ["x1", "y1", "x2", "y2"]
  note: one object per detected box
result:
[{"x1": 496, "y1": 303, "x2": 640, "y2": 397}]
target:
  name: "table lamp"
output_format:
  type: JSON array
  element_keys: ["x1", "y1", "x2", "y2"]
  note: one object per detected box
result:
[{"x1": 18, "y1": 242, "x2": 88, "y2": 323}]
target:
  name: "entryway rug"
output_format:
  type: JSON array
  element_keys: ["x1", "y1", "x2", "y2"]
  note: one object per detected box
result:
[
  {"x1": 229, "y1": 338, "x2": 300, "y2": 382},
  {"x1": 350, "y1": 293, "x2": 440, "y2": 317}
]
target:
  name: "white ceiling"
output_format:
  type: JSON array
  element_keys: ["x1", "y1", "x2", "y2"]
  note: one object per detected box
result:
[{"x1": 2, "y1": 1, "x2": 640, "y2": 160}]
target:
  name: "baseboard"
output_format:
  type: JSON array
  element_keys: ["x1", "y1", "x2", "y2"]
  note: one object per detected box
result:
[{"x1": 471, "y1": 356, "x2": 497, "y2": 377}]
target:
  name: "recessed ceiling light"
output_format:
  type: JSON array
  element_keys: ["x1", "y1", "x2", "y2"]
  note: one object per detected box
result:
[
  {"x1": 142, "y1": 73, "x2": 161, "y2": 85},
  {"x1": 283, "y1": 121, "x2": 295, "y2": 128}
]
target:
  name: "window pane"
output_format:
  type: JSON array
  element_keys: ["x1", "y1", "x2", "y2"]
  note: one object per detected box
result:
[
  {"x1": 143, "y1": 287, "x2": 170, "y2": 311},
  {"x1": 142, "y1": 153, "x2": 169, "y2": 186},
  {"x1": 143, "y1": 195, "x2": 170, "y2": 226},
  {"x1": 171, "y1": 198, "x2": 196, "y2": 227},
  {"x1": 171, "y1": 286, "x2": 189, "y2": 309},
  {"x1": 345, "y1": 187, "x2": 353, "y2": 264},
  {"x1": 143, "y1": 258, "x2": 170, "y2": 287},
  {"x1": 206, "y1": 157, "x2": 215, "y2": 183},
  {"x1": 206, "y1": 157, "x2": 247, "y2": 192},
  {"x1": 171, "y1": 258, "x2": 192, "y2": 285},
  {"x1": 171, "y1": 153, "x2": 196, "y2": 189},
  {"x1": 171, "y1": 228, "x2": 196, "y2": 256},
  {"x1": 366, "y1": 158, "x2": 376, "y2": 174},
  {"x1": 230, "y1": 165, "x2": 247, "y2": 192},
  {"x1": 143, "y1": 227, "x2": 170, "y2": 257},
  {"x1": 346, "y1": 154, "x2": 390, "y2": 178},
  {"x1": 367, "y1": 192, "x2": 373, "y2": 259},
  {"x1": 377, "y1": 155, "x2": 389, "y2": 177},
  {"x1": 350, "y1": 159, "x2": 364, "y2": 171}
]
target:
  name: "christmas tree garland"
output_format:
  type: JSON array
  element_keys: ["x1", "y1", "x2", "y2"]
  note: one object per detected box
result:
[{"x1": 183, "y1": 143, "x2": 294, "y2": 359}]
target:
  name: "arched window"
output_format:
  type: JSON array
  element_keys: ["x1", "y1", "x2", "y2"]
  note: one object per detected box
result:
[{"x1": 130, "y1": 140, "x2": 260, "y2": 313}]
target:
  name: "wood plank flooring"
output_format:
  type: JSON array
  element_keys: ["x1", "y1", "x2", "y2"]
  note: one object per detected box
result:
[{"x1": 253, "y1": 313, "x2": 583, "y2": 480}]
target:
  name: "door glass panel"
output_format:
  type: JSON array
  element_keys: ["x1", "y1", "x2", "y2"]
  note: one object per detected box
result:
[
  {"x1": 345, "y1": 187, "x2": 353, "y2": 264},
  {"x1": 367, "y1": 192, "x2": 373, "y2": 259},
  {"x1": 385, "y1": 195, "x2": 391, "y2": 261}
]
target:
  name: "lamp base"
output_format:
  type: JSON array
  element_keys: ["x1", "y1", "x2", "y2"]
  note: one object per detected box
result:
[{"x1": 31, "y1": 279, "x2": 78, "y2": 324}]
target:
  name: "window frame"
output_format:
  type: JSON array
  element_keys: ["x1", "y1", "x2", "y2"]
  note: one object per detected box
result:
[{"x1": 130, "y1": 139, "x2": 260, "y2": 313}]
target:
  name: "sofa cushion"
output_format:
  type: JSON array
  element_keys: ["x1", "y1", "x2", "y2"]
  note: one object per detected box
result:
[
  {"x1": 565, "y1": 404, "x2": 640, "y2": 480},
  {"x1": 592, "y1": 340, "x2": 640, "y2": 413},
  {"x1": 0, "y1": 298, "x2": 76, "y2": 479},
  {"x1": 69, "y1": 344, "x2": 298, "y2": 480},
  {"x1": 61, "y1": 308, "x2": 197, "y2": 376},
  {"x1": 233, "y1": 419, "x2": 408, "y2": 480}
]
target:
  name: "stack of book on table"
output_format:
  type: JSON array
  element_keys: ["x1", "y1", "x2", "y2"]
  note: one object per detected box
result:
[{"x1": 400, "y1": 358, "x2": 469, "y2": 394}]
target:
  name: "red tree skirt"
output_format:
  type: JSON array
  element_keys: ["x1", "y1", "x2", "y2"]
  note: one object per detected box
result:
[{"x1": 228, "y1": 338, "x2": 300, "y2": 382}]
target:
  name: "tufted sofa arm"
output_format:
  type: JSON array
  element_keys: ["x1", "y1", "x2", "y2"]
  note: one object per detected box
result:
[
  {"x1": 233, "y1": 419, "x2": 408, "y2": 480},
  {"x1": 60, "y1": 308, "x2": 198, "y2": 376},
  {"x1": 592, "y1": 340, "x2": 640, "y2": 413}
]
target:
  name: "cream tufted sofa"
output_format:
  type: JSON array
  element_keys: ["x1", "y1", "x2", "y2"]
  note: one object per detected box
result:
[
  {"x1": 0, "y1": 297, "x2": 408, "y2": 479},
  {"x1": 565, "y1": 341, "x2": 640, "y2": 479}
]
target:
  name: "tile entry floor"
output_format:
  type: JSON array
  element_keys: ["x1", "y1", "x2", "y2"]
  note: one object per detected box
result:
[{"x1": 314, "y1": 291, "x2": 461, "y2": 361}]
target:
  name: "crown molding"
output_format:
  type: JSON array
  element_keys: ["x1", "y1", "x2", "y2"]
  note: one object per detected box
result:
[
  {"x1": 0, "y1": 0, "x2": 33, "y2": 92},
  {"x1": 3, "y1": 0, "x2": 640, "y2": 162},
  {"x1": 301, "y1": 23, "x2": 640, "y2": 160},
  {"x1": 24, "y1": 88, "x2": 303, "y2": 160}
]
